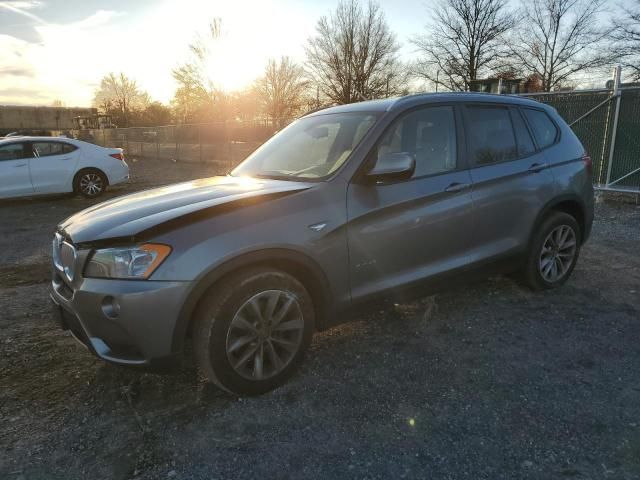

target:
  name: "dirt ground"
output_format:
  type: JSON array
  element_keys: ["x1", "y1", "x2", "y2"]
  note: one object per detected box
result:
[{"x1": 1, "y1": 157, "x2": 639, "y2": 480}]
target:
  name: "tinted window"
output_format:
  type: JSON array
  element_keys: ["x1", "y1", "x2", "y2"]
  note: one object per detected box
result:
[
  {"x1": 376, "y1": 106, "x2": 457, "y2": 177},
  {"x1": 62, "y1": 143, "x2": 77, "y2": 153},
  {"x1": 511, "y1": 109, "x2": 535, "y2": 156},
  {"x1": 33, "y1": 142, "x2": 66, "y2": 157},
  {"x1": 466, "y1": 106, "x2": 518, "y2": 165},
  {"x1": 0, "y1": 143, "x2": 26, "y2": 161},
  {"x1": 522, "y1": 108, "x2": 558, "y2": 148}
]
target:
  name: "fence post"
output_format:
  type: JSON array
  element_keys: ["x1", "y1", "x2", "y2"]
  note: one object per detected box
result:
[
  {"x1": 605, "y1": 65, "x2": 622, "y2": 187},
  {"x1": 175, "y1": 126, "x2": 179, "y2": 162}
]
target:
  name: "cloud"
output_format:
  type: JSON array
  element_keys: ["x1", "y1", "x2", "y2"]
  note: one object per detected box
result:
[
  {"x1": 0, "y1": 8, "x2": 127, "y2": 106},
  {"x1": 0, "y1": 86, "x2": 48, "y2": 105},
  {"x1": 0, "y1": 1, "x2": 44, "y2": 8},
  {"x1": 0, "y1": 1, "x2": 46, "y2": 24},
  {"x1": 0, "y1": 66, "x2": 35, "y2": 77}
]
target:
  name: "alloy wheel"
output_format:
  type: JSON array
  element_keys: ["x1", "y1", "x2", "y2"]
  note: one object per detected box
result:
[
  {"x1": 538, "y1": 224, "x2": 577, "y2": 283},
  {"x1": 79, "y1": 173, "x2": 103, "y2": 196},
  {"x1": 225, "y1": 290, "x2": 304, "y2": 380}
]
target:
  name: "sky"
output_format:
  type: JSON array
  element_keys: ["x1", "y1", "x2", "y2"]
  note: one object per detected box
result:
[{"x1": 0, "y1": 0, "x2": 429, "y2": 107}]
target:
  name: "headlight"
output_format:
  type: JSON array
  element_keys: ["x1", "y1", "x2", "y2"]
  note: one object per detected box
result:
[{"x1": 84, "y1": 244, "x2": 171, "y2": 279}]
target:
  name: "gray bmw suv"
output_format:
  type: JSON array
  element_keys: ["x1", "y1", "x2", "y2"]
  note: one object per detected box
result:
[{"x1": 50, "y1": 93, "x2": 594, "y2": 395}]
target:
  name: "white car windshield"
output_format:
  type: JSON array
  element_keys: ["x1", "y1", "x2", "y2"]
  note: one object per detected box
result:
[{"x1": 231, "y1": 112, "x2": 379, "y2": 180}]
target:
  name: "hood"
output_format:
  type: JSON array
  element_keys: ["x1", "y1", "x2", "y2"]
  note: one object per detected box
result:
[{"x1": 59, "y1": 176, "x2": 312, "y2": 243}]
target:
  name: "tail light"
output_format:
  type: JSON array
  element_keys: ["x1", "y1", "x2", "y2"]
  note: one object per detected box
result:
[
  {"x1": 110, "y1": 152, "x2": 125, "y2": 162},
  {"x1": 582, "y1": 152, "x2": 592, "y2": 175}
]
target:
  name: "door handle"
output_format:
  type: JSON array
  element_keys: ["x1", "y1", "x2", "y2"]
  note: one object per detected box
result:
[
  {"x1": 528, "y1": 162, "x2": 548, "y2": 173},
  {"x1": 444, "y1": 182, "x2": 470, "y2": 193},
  {"x1": 13, "y1": 163, "x2": 27, "y2": 168}
]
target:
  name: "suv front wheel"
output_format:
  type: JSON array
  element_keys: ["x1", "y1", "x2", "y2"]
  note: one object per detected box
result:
[
  {"x1": 522, "y1": 211, "x2": 581, "y2": 290},
  {"x1": 193, "y1": 267, "x2": 315, "y2": 395}
]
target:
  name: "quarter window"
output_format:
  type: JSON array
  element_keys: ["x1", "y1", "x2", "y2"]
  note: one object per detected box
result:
[
  {"x1": 466, "y1": 106, "x2": 518, "y2": 165},
  {"x1": 0, "y1": 143, "x2": 26, "y2": 161},
  {"x1": 376, "y1": 106, "x2": 457, "y2": 177},
  {"x1": 521, "y1": 108, "x2": 558, "y2": 149},
  {"x1": 62, "y1": 143, "x2": 77, "y2": 154}
]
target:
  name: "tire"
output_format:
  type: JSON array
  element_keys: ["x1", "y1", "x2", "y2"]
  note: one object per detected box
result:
[
  {"x1": 521, "y1": 211, "x2": 581, "y2": 290},
  {"x1": 74, "y1": 169, "x2": 107, "y2": 198},
  {"x1": 193, "y1": 267, "x2": 315, "y2": 396}
]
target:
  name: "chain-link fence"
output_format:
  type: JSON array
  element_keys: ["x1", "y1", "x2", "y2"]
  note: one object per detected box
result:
[
  {"x1": 79, "y1": 119, "x2": 294, "y2": 172},
  {"x1": 522, "y1": 79, "x2": 640, "y2": 192},
  {"x1": 522, "y1": 89, "x2": 617, "y2": 185}
]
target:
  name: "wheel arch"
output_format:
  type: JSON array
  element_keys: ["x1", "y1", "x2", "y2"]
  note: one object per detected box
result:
[
  {"x1": 530, "y1": 194, "x2": 587, "y2": 246},
  {"x1": 171, "y1": 248, "x2": 334, "y2": 353}
]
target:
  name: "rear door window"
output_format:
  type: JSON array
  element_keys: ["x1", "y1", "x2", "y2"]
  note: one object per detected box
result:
[
  {"x1": 521, "y1": 108, "x2": 558, "y2": 149},
  {"x1": 465, "y1": 106, "x2": 518, "y2": 165},
  {"x1": 32, "y1": 142, "x2": 67, "y2": 157},
  {"x1": 510, "y1": 108, "x2": 536, "y2": 157}
]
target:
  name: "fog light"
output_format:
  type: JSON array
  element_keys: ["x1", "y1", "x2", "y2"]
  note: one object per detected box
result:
[{"x1": 101, "y1": 296, "x2": 120, "y2": 319}]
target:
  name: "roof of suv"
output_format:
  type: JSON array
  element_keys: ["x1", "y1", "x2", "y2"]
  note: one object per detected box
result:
[{"x1": 306, "y1": 92, "x2": 546, "y2": 116}]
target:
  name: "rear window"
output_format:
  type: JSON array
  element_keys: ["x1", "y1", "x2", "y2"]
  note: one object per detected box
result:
[
  {"x1": 522, "y1": 108, "x2": 558, "y2": 149},
  {"x1": 465, "y1": 106, "x2": 518, "y2": 165}
]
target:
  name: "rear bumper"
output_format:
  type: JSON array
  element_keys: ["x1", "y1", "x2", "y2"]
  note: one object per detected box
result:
[
  {"x1": 50, "y1": 273, "x2": 190, "y2": 366},
  {"x1": 106, "y1": 163, "x2": 130, "y2": 186}
]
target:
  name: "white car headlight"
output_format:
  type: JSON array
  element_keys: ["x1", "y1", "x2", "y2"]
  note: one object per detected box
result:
[{"x1": 84, "y1": 244, "x2": 171, "y2": 279}]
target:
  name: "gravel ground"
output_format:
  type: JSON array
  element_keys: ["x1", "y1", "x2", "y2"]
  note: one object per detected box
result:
[{"x1": 1, "y1": 158, "x2": 639, "y2": 480}]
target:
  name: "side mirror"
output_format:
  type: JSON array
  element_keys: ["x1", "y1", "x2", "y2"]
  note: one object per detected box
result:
[{"x1": 366, "y1": 152, "x2": 415, "y2": 182}]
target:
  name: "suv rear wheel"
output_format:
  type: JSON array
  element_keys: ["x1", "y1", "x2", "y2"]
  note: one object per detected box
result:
[
  {"x1": 522, "y1": 211, "x2": 581, "y2": 290},
  {"x1": 193, "y1": 267, "x2": 314, "y2": 395}
]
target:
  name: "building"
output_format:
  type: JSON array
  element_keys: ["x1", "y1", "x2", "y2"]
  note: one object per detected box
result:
[
  {"x1": 468, "y1": 78, "x2": 527, "y2": 94},
  {"x1": 0, "y1": 105, "x2": 97, "y2": 135}
]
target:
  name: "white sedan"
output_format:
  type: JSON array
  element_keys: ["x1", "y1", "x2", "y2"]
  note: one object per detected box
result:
[{"x1": 0, "y1": 136, "x2": 129, "y2": 199}]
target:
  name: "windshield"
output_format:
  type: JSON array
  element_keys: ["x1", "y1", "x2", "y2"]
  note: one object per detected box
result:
[{"x1": 231, "y1": 112, "x2": 379, "y2": 180}]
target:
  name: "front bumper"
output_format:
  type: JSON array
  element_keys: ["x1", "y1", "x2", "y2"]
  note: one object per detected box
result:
[{"x1": 50, "y1": 271, "x2": 190, "y2": 366}]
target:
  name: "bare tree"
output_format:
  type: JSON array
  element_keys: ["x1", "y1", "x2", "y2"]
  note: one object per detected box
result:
[
  {"x1": 257, "y1": 57, "x2": 308, "y2": 127},
  {"x1": 612, "y1": 0, "x2": 640, "y2": 81},
  {"x1": 305, "y1": 0, "x2": 404, "y2": 104},
  {"x1": 508, "y1": 0, "x2": 614, "y2": 92},
  {"x1": 172, "y1": 18, "x2": 228, "y2": 122},
  {"x1": 411, "y1": 0, "x2": 515, "y2": 91},
  {"x1": 93, "y1": 72, "x2": 147, "y2": 127}
]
